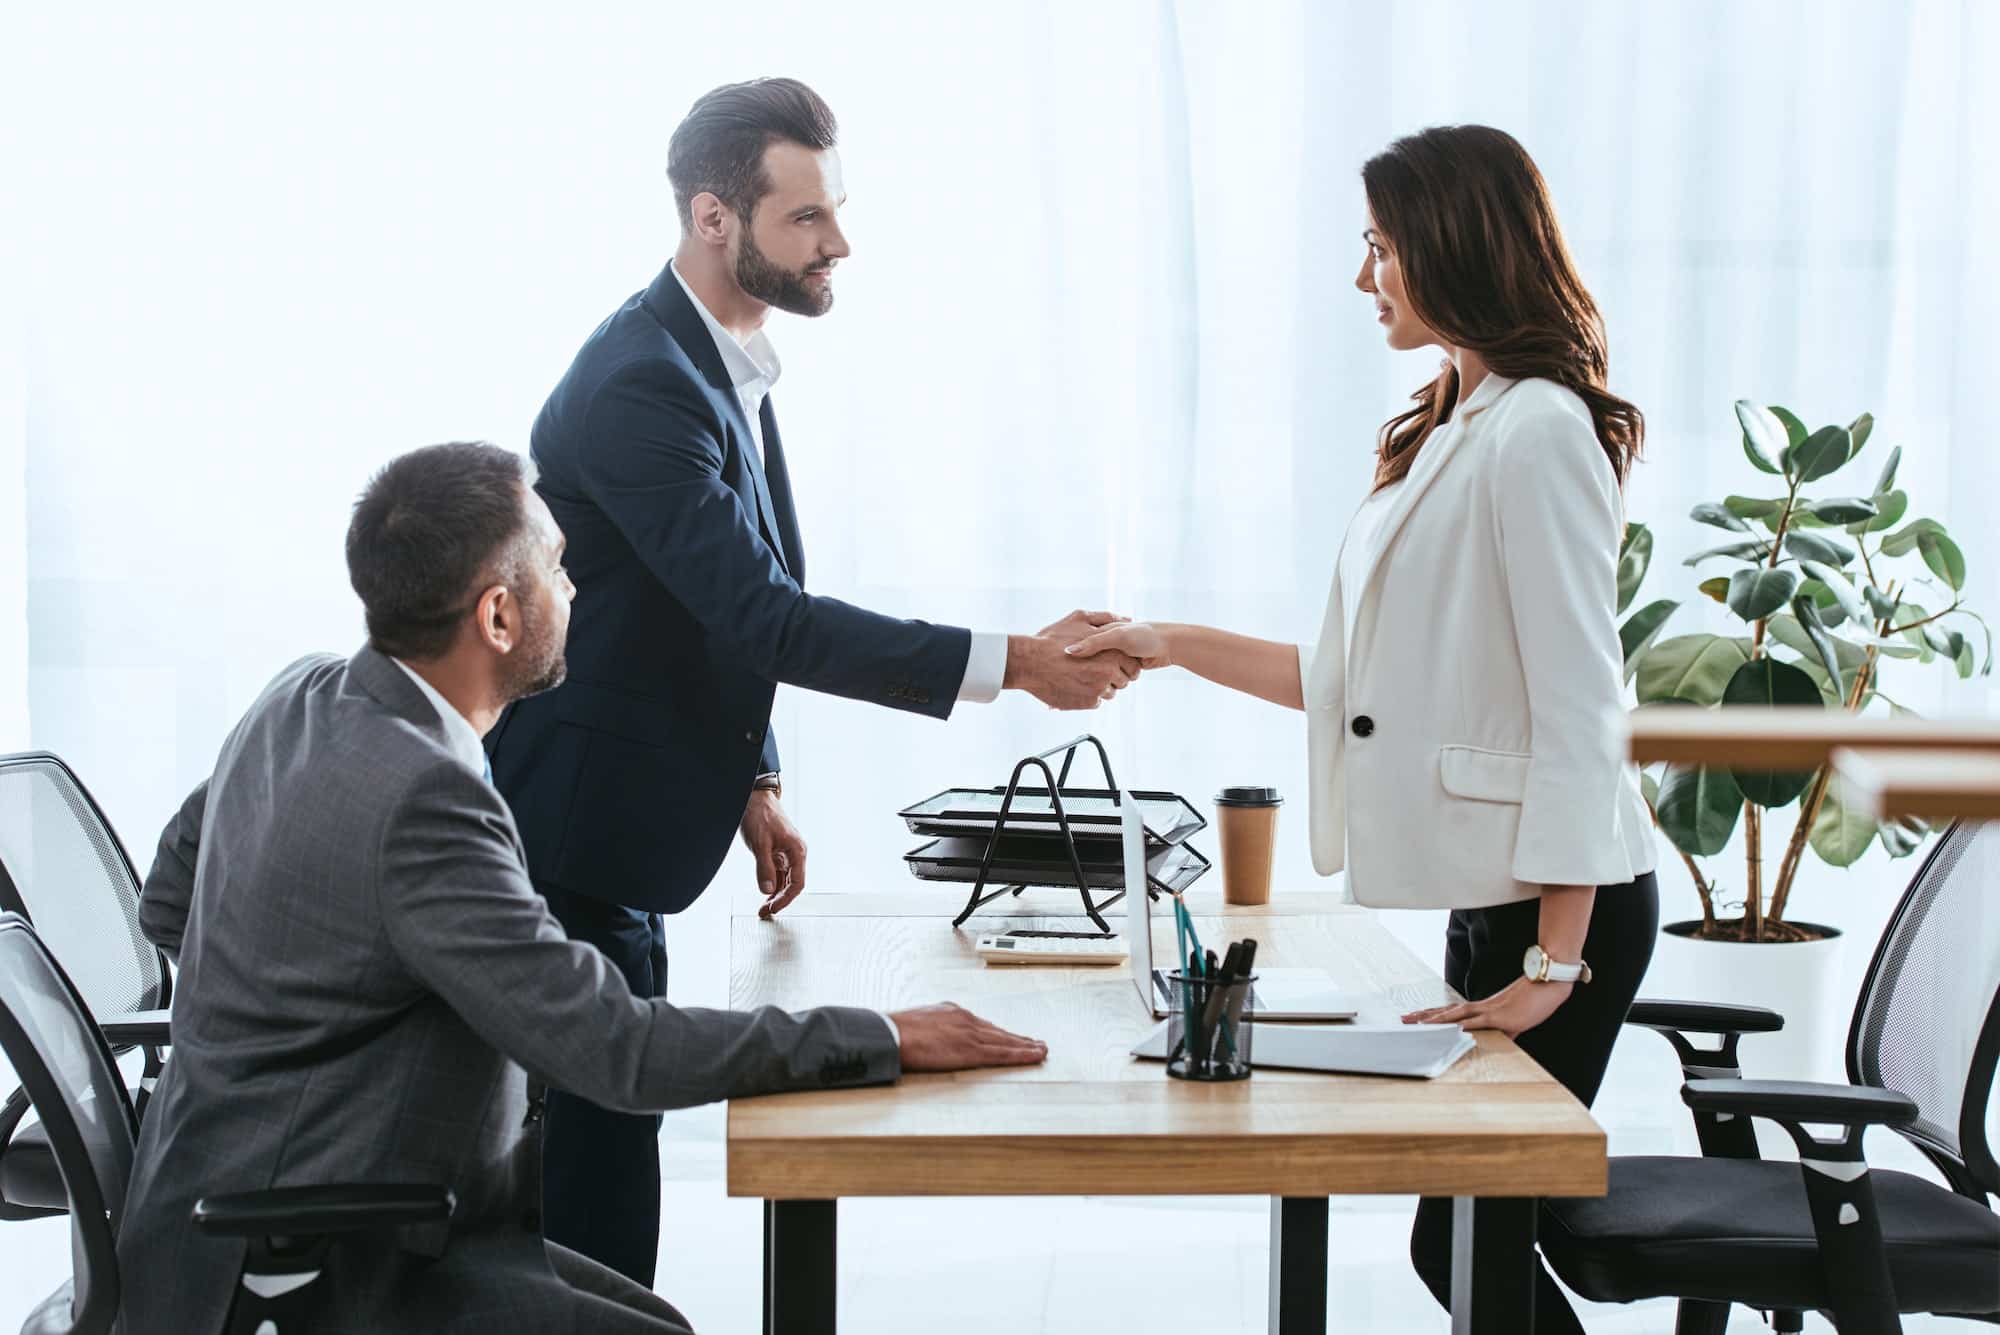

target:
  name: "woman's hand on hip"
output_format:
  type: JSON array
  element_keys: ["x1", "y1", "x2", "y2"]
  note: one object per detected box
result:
[
  {"x1": 1066, "y1": 621, "x2": 1173, "y2": 670},
  {"x1": 1402, "y1": 977, "x2": 1573, "y2": 1039}
]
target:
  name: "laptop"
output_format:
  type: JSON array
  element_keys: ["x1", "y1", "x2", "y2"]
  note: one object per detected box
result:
[{"x1": 1120, "y1": 796, "x2": 1358, "y2": 1022}]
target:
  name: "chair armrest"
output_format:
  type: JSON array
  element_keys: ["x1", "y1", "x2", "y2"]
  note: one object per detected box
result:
[
  {"x1": 193, "y1": 1183, "x2": 455, "y2": 1237},
  {"x1": 1628, "y1": 999, "x2": 1787, "y2": 1160},
  {"x1": 1627, "y1": 998, "x2": 1784, "y2": 1035},
  {"x1": 1682, "y1": 1079, "x2": 1918, "y2": 1131},
  {"x1": 98, "y1": 1008, "x2": 171, "y2": 1048}
]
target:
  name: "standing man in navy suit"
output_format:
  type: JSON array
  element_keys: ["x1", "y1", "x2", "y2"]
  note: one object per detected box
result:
[{"x1": 487, "y1": 77, "x2": 1139, "y2": 1286}]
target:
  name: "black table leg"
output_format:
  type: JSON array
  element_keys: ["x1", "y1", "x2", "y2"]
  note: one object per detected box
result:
[
  {"x1": 764, "y1": 1198, "x2": 836, "y2": 1335},
  {"x1": 1450, "y1": 1196, "x2": 1536, "y2": 1335},
  {"x1": 1269, "y1": 1195, "x2": 1329, "y2": 1334}
]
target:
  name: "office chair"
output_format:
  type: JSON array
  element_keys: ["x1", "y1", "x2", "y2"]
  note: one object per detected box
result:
[
  {"x1": 0, "y1": 752, "x2": 172, "y2": 1220},
  {"x1": 1540, "y1": 819, "x2": 2000, "y2": 1334},
  {"x1": 0, "y1": 912, "x2": 452, "y2": 1335}
]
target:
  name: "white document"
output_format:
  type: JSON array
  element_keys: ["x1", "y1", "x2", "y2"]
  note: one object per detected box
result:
[{"x1": 1131, "y1": 1020, "x2": 1476, "y2": 1079}]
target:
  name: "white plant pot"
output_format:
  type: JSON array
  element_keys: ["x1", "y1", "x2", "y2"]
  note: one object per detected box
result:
[{"x1": 1643, "y1": 919, "x2": 1849, "y2": 1159}]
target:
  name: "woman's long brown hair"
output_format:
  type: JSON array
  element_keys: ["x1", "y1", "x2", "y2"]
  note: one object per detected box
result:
[{"x1": 1362, "y1": 125, "x2": 1643, "y2": 490}]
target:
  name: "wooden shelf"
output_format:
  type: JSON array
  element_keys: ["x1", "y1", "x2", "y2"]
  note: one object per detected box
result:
[{"x1": 1628, "y1": 707, "x2": 2000, "y2": 768}]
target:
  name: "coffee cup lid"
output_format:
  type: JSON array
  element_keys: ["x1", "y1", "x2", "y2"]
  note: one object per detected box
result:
[{"x1": 1215, "y1": 786, "x2": 1282, "y2": 807}]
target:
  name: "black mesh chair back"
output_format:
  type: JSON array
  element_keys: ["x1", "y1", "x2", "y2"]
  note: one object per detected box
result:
[
  {"x1": 0, "y1": 912, "x2": 138, "y2": 1335},
  {"x1": 0, "y1": 753, "x2": 168, "y2": 1023},
  {"x1": 1847, "y1": 818, "x2": 2000, "y2": 1199}
]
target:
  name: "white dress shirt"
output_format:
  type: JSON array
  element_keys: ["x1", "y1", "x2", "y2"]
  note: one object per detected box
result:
[
  {"x1": 392, "y1": 658, "x2": 490, "y2": 777},
  {"x1": 669, "y1": 261, "x2": 1006, "y2": 703}
]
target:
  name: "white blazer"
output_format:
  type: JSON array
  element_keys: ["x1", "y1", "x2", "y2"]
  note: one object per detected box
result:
[{"x1": 1300, "y1": 374, "x2": 1656, "y2": 910}]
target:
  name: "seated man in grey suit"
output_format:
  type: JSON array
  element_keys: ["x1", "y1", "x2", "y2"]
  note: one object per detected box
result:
[{"x1": 116, "y1": 441, "x2": 1045, "y2": 1334}]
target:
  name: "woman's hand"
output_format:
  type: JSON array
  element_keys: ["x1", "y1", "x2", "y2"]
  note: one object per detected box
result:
[
  {"x1": 1065, "y1": 621, "x2": 1174, "y2": 670},
  {"x1": 1402, "y1": 977, "x2": 1572, "y2": 1039}
]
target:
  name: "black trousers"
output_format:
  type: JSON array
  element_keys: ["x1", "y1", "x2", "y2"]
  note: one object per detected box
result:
[
  {"x1": 1409, "y1": 871, "x2": 1660, "y2": 1333},
  {"x1": 537, "y1": 885, "x2": 670, "y2": 1289}
]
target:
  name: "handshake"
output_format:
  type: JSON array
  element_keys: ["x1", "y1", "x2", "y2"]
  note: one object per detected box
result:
[{"x1": 1004, "y1": 609, "x2": 1167, "y2": 711}]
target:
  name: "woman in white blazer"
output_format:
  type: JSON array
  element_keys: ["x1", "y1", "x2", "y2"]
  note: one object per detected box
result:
[{"x1": 1070, "y1": 125, "x2": 1658, "y2": 1333}]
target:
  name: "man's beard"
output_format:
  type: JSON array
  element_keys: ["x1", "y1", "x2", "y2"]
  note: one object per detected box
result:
[
  {"x1": 503, "y1": 607, "x2": 567, "y2": 702},
  {"x1": 734, "y1": 224, "x2": 833, "y2": 317}
]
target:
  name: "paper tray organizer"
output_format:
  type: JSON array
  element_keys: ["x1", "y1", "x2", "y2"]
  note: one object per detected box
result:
[{"x1": 897, "y1": 734, "x2": 1209, "y2": 932}]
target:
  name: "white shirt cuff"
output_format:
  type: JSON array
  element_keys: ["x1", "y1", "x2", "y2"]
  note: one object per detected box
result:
[
  {"x1": 955, "y1": 631, "x2": 1008, "y2": 704},
  {"x1": 876, "y1": 1010, "x2": 900, "y2": 1047},
  {"x1": 1294, "y1": 641, "x2": 1313, "y2": 702}
]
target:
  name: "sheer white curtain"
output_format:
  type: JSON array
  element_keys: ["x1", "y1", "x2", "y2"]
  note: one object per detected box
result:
[{"x1": 14, "y1": 0, "x2": 1998, "y2": 942}]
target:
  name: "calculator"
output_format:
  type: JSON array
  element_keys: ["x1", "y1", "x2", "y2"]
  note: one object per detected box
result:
[{"x1": 974, "y1": 932, "x2": 1129, "y2": 966}]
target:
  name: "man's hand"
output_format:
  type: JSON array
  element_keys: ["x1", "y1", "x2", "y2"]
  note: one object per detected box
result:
[
  {"x1": 1401, "y1": 977, "x2": 1573, "y2": 1039},
  {"x1": 888, "y1": 1002, "x2": 1048, "y2": 1071},
  {"x1": 741, "y1": 789, "x2": 807, "y2": 919},
  {"x1": 1005, "y1": 609, "x2": 1142, "y2": 710}
]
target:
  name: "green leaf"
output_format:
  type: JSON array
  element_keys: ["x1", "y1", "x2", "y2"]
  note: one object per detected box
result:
[
  {"x1": 1767, "y1": 612, "x2": 1868, "y2": 673},
  {"x1": 1690, "y1": 502, "x2": 1751, "y2": 533},
  {"x1": 1722, "y1": 657, "x2": 1823, "y2": 807},
  {"x1": 1620, "y1": 599, "x2": 1680, "y2": 683},
  {"x1": 1770, "y1": 406, "x2": 1811, "y2": 450},
  {"x1": 1684, "y1": 539, "x2": 1772, "y2": 566},
  {"x1": 1727, "y1": 566, "x2": 1801, "y2": 620},
  {"x1": 1956, "y1": 636, "x2": 1976, "y2": 679},
  {"x1": 1725, "y1": 495, "x2": 1785, "y2": 520},
  {"x1": 1863, "y1": 584, "x2": 1900, "y2": 621},
  {"x1": 1922, "y1": 623, "x2": 1956, "y2": 658},
  {"x1": 1874, "y1": 443, "x2": 1902, "y2": 496},
  {"x1": 1636, "y1": 634, "x2": 1753, "y2": 706},
  {"x1": 1640, "y1": 769, "x2": 1661, "y2": 812},
  {"x1": 1797, "y1": 582, "x2": 1848, "y2": 629},
  {"x1": 1917, "y1": 530, "x2": 1966, "y2": 591},
  {"x1": 1784, "y1": 529, "x2": 1856, "y2": 567},
  {"x1": 1879, "y1": 818, "x2": 1924, "y2": 858},
  {"x1": 1893, "y1": 602, "x2": 1935, "y2": 661},
  {"x1": 1788, "y1": 597, "x2": 1846, "y2": 699},
  {"x1": 1805, "y1": 497, "x2": 1878, "y2": 524},
  {"x1": 1960, "y1": 610, "x2": 1995, "y2": 674},
  {"x1": 1736, "y1": 400, "x2": 1786, "y2": 475},
  {"x1": 1881, "y1": 518, "x2": 1945, "y2": 556},
  {"x1": 1787, "y1": 424, "x2": 1853, "y2": 482},
  {"x1": 1847, "y1": 412, "x2": 1875, "y2": 459},
  {"x1": 1797, "y1": 560, "x2": 1868, "y2": 623},
  {"x1": 1698, "y1": 576, "x2": 1731, "y2": 604},
  {"x1": 1656, "y1": 763, "x2": 1744, "y2": 856},
  {"x1": 1809, "y1": 776, "x2": 1877, "y2": 867},
  {"x1": 1858, "y1": 489, "x2": 1907, "y2": 533},
  {"x1": 1793, "y1": 652, "x2": 1852, "y2": 707},
  {"x1": 1616, "y1": 522, "x2": 1653, "y2": 615}
]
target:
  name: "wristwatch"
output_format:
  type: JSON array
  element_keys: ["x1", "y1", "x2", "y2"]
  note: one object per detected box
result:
[
  {"x1": 752, "y1": 772, "x2": 782, "y2": 798},
  {"x1": 1522, "y1": 944, "x2": 1591, "y2": 985}
]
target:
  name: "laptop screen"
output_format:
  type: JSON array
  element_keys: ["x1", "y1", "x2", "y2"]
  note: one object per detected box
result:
[{"x1": 1122, "y1": 795, "x2": 1154, "y2": 1016}]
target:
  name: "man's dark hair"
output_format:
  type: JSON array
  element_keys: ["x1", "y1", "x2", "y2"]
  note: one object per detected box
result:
[
  {"x1": 346, "y1": 441, "x2": 531, "y2": 660},
  {"x1": 666, "y1": 77, "x2": 838, "y2": 230}
]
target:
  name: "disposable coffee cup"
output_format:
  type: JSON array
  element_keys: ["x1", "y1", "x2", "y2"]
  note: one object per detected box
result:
[{"x1": 1214, "y1": 786, "x2": 1282, "y2": 906}]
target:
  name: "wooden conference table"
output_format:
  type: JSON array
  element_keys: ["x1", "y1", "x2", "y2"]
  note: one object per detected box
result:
[{"x1": 727, "y1": 887, "x2": 1605, "y2": 1334}]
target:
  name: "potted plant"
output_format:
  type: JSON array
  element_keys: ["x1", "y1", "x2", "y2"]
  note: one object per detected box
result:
[{"x1": 1618, "y1": 401, "x2": 1991, "y2": 1081}]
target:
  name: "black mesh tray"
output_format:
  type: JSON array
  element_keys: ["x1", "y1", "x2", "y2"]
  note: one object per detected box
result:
[
  {"x1": 897, "y1": 787, "x2": 1206, "y2": 847},
  {"x1": 904, "y1": 834, "x2": 1210, "y2": 895}
]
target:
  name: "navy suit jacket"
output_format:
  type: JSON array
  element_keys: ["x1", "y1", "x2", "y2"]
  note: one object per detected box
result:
[{"x1": 488, "y1": 264, "x2": 972, "y2": 914}]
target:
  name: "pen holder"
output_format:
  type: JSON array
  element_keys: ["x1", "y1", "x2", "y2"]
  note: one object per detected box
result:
[{"x1": 1164, "y1": 971, "x2": 1255, "y2": 1082}]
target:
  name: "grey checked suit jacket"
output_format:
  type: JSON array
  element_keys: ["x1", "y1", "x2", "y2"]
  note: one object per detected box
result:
[{"x1": 116, "y1": 646, "x2": 898, "y2": 1334}]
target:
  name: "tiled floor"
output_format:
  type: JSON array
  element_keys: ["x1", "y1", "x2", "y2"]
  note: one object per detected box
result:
[{"x1": 4, "y1": 1115, "x2": 1962, "y2": 1334}]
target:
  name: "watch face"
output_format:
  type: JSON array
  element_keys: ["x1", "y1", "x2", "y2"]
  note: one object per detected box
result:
[{"x1": 1523, "y1": 945, "x2": 1544, "y2": 974}]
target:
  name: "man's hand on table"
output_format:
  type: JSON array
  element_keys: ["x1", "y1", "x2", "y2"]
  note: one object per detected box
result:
[
  {"x1": 1005, "y1": 609, "x2": 1142, "y2": 710},
  {"x1": 741, "y1": 789, "x2": 807, "y2": 919},
  {"x1": 889, "y1": 1002, "x2": 1048, "y2": 1071}
]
